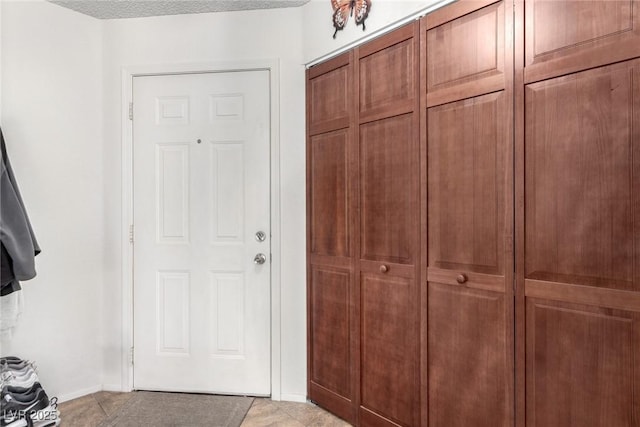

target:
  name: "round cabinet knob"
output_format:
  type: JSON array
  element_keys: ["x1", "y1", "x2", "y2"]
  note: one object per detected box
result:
[
  {"x1": 379, "y1": 264, "x2": 389, "y2": 273},
  {"x1": 456, "y1": 273, "x2": 468, "y2": 284}
]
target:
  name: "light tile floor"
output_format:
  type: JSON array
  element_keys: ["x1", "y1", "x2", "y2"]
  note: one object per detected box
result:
[{"x1": 58, "y1": 391, "x2": 352, "y2": 426}]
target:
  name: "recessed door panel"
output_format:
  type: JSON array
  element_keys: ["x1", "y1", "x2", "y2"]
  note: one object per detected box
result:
[
  {"x1": 308, "y1": 63, "x2": 350, "y2": 134},
  {"x1": 359, "y1": 34, "x2": 415, "y2": 120},
  {"x1": 426, "y1": 2, "x2": 505, "y2": 105},
  {"x1": 209, "y1": 273, "x2": 244, "y2": 356},
  {"x1": 530, "y1": 1, "x2": 632, "y2": 59},
  {"x1": 525, "y1": 60, "x2": 640, "y2": 291},
  {"x1": 428, "y1": 92, "x2": 505, "y2": 275},
  {"x1": 309, "y1": 130, "x2": 350, "y2": 258},
  {"x1": 155, "y1": 143, "x2": 190, "y2": 244},
  {"x1": 526, "y1": 298, "x2": 639, "y2": 427},
  {"x1": 309, "y1": 266, "x2": 352, "y2": 398},
  {"x1": 428, "y1": 283, "x2": 510, "y2": 427},
  {"x1": 210, "y1": 142, "x2": 244, "y2": 242},
  {"x1": 156, "y1": 271, "x2": 190, "y2": 355},
  {"x1": 360, "y1": 113, "x2": 416, "y2": 264},
  {"x1": 361, "y1": 272, "x2": 417, "y2": 427},
  {"x1": 524, "y1": 0, "x2": 640, "y2": 82}
]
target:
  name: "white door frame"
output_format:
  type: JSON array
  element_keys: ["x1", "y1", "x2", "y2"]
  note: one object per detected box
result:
[{"x1": 120, "y1": 60, "x2": 281, "y2": 399}]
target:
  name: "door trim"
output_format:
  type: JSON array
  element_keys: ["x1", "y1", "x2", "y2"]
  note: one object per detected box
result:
[{"x1": 120, "y1": 60, "x2": 282, "y2": 399}]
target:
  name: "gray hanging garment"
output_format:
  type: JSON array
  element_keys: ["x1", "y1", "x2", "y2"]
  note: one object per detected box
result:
[
  {"x1": 1, "y1": 242, "x2": 16, "y2": 292},
  {"x1": 0, "y1": 127, "x2": 40, "y2": 296}
]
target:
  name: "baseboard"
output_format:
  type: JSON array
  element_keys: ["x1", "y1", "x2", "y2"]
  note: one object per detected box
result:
[
  {"x1": 57, "y1": 384, "x2": 102, "y2": 403},
  {"x1": 102, "y1": 384, "x2": 125, "y2": 392},
  {"x1": 279, "y1": 393, "x2": 308, "y2": 403}
]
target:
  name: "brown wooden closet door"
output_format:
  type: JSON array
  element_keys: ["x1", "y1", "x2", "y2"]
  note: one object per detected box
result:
[
  {"x1": 307, "y1": 52, "x2": 358, "y2": 424},
  {"x1": 357, "y1": 23, "x2": 421, "y2": 427},
  {"x1": 421, "y1": 1, "x2": 514, "y2": 426},
  {"x1": 516, "y1": 1, "x2": 640, "y2": 426},
  {"x1": 520, "y1": 59, "x2": 640, "y2": 427}
]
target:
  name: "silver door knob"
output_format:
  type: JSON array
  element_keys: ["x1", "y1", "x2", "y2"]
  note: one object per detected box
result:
[{"x1": 254, "y1": 253, "x2": 267, "y2": 264}]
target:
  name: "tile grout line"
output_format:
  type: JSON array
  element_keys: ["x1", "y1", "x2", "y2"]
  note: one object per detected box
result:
[
  {"x1": 242, "y1": 399, "x2": 304, "y2": 426},
  {"x1": 237, "y1": 397, "x2": 256, "y2": 426},
  {"x1": 91, "y1": 393, "x2": 110, "y2": 418},
  {"x1": 273, "y1": 401, "x2": 328, "y2": 426}
]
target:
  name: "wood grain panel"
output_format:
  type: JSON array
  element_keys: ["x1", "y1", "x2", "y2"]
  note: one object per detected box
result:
[
  {"x1": 360, "y1": 114, "x2": 416, "y2": 264},
  {"x1": 428, "y1": 92, "x2": 506, "y2": 275},
  {"x1": 425, "y1": 0, "x2": 500, "y2": 30},
  {"x1": 516, "y1": 2, "x2": 640, "y2": 426},
  {"x1": 428, "y1": 283, "x2": 510, "y2": 427},
  {"x1": 308, "y1": 254, "x2": 351, "y2": 270},
  {"x1": 309, "y1": 130, "x2": 350, "y2": 258},
  {"x1": 306, "y1": 49, "x2": 357, "y2": 424},
  {"x1": 526, "y1": 298, "x2": 640, "y2": 427},
  {"x1": 309, "y1": 62, "x2": 350, "y2": 134},
  {"x1": 423, "y1": 2, "x2": 514, "y2": 426},
  {"x1": 426, "y1": 2, "x2": 504, "y2": 99},
  {"x1": 427, "y1": 267, "x2": 505, "y2": 293},
  {"x1": 525, "y1": 59, "x2": 640, "y2": 291},
  {"x1": 360, "y1": 259, "x2": 415, "y2": 279},
  {"x1": 359, "y1": 37, "x2": 415, "y2": 121},
  {"x1": 309, "y1": 266, "x2": 352, "y2": 399},
  {"x1": 361, "y1": 272, "x2": 417, "y2": 427},
  {"x1": 530, "y1": 0, "x2": 632, "y2": 59},
  {"x1": 308, "y1": 383, "x2": 355, "y2": 424},
  {"x1": 524, "y1": 0, "x2": 640, "y2": 83},
  {"x1": 525, "y1": 279, "x2": 640, "y2": 313}
]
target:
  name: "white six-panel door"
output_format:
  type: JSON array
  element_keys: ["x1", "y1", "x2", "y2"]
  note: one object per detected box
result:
[{"x1": 132, "y1": 71, "x2": 271, "y2": 395}]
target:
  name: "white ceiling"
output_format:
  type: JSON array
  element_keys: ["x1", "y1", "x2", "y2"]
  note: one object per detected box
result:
[{"x1": 48, "y1": 0, "x2": 311, "y2": 19}]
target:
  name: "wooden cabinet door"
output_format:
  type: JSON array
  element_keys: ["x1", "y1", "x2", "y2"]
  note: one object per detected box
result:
[
  {"x1": 520, "y1": 59, "x2": 640, "y2": 427},
  {"x1": 307, "y1": 52, "x2": 358, "y2": 424},
  {"x1": 517, "y1": 1, "x2": 640, "y2": 426},
  {"x1": 422, "y1": 1, "x2": 514, "y2": 426},
  {"x1": 357, "y1": 24, "x2": 421, "y2": 427},
  {"x1": 359, "y1": 114, "x2": 418, "y2": 427}
]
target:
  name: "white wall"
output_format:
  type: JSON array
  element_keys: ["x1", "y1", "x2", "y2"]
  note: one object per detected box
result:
[
  {"x1": 301, "y1": 0, "x2": 447, "y2": 64},
  {"x1": 0, "y1": 0, "x2": 104, "y2": 401},
  {"x1": 0, "y1": 0, "x2": 452, "y2": 404},
  {"x1": 100, "y1": 8, "x2": 307, "y2": 399}
]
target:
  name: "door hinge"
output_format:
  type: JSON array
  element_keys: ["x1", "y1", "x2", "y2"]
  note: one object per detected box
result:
[
  {"x1": 129, "y1": 224, "x2": 134, "y2": 244},
  {"x1": 130, "y1": 347, "x2": 134, "y2": 366},
  {"x1": 129, "y1": 102, "x2": 133, "y2": 121}
]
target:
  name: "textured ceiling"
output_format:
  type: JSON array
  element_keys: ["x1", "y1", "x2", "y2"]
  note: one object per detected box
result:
[{"x1": 48, "y1": 0, "x2": 311, "y2": 19}]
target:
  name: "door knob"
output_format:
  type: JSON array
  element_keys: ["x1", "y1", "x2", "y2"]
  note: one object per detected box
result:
[
  {"x1": 456, "y1": 273, "x2": 468, "y2": 284},
  {"x1": 254, "y1": 253, "x2": 267, "y2": 264}
]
